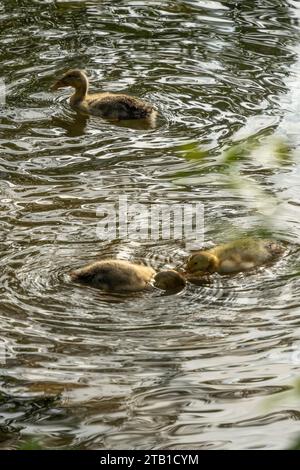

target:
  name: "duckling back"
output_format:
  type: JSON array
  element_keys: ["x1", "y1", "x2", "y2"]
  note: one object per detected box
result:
[
  {"x1": 212, "y1": 238, "x2": 284, "y2": 273},
  {"x1": 70, "y1": 259, "x2": 155, "y2": 292},
  {"x1": 85, "y1": 93, "x2": 156, "y2": 120}
]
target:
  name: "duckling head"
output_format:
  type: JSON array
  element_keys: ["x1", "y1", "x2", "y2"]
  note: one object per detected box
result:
[
  {"x1": 186, "y1": 251, "x2": 219, "y2": 274},
  {"x1": 153, "y1": 270, "x2": 186, "y2": 291},
  {"x1": 50, "y1": 69, "x2": 88, "y2": 91}
]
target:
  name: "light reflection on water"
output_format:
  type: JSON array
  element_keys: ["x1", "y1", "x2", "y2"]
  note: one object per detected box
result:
[{"x1": 0, "y1": 0, "x2": 300, "y2": 450}]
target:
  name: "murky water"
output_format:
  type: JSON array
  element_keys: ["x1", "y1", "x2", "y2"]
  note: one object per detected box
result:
[{"x1": 1, "y1": 0, "x2": 300, "y2": 450}]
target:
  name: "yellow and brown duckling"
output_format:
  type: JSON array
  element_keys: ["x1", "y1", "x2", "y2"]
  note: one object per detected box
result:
[
  {"x1": 50, "y1": 69, "x2": 157, "y2": 121},
  {"x1": 186, "y1": 238, "x2": 284, "y2": 276},
  {"x1": 70, "y1": 259, "x2": 155, "y2": 292},
  {"x1": 70, "y1": 259, "x2": 185, "y2": 293}
]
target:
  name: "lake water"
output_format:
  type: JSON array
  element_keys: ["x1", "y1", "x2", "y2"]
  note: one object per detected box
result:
[{"x1": 0, "y1": 0, "x2": 300, "y2": 450}]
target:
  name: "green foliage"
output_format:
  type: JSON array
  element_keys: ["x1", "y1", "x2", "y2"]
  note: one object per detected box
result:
[
  {"x1": 18, "y1": 438, "x2": 43, "y2": 450},
  {"x1": 222, "y1": 141, "x2": 256, "y2": 165},
  {"x1": 262, "y1": 379, "x2": 300, "y2": 450},
  {"x1": 221, "y1": 136, "x2": 293, "y2": 169},
  {"x1": 177, "y1": 141, "x2": 208, "y2": 161},
  {"x1": 178, "y1": 135, "x2": 294, "y2": 238},
  {"x1": 289, "y1": 437, "x2": 300, "y2": 450},
  {"x1": 178, "y1": 135, "x2": 293, "y2": 169},
  {"x1": 274, "y1": 139, "x2": 293, "y2": 164}
]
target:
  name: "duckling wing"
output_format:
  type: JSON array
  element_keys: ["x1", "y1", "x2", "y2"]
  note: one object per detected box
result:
[
  {"x1": 86, "y1": 93, "x2": 155, "y2": 119},
  {"x1": 71, "y1": 260, "x2": 155, "y2": 292},
  {"x1": 216, "y1": 239, "x2": 284, "y2": 272}
]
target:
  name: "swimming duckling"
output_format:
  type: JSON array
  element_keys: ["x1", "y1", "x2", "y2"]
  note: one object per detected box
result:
[
  {"x1": 186, "y1": 238, "x2": 284, "y2": 275},
  {"x1": 153, "y1": 270, "x2": 186, "y2": 291},
  {"x1": 50, "y1": 69, "x2": 157, "y2": 121},
  {"x1": 70, "y1": 259, "x2": 155, "y2": 292}
]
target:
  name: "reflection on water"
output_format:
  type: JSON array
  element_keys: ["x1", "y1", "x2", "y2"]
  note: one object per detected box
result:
[{"x1": 0, "y1": 0, "x2": 300, "y2": 450}]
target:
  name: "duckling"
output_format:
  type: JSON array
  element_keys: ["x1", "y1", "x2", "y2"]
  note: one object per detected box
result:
[
  {"x1": 70, "y1": 259, "x2": 155, "y2": 292},
  {"x1": 153, "y1": 270, "x2": 186, "y2": 291},
  {"x1": 50, "y1": 69, "x2": 157, "y2": 121},
  {"x1": 186, "y1": 238, "x2": 284, "y2": 275}
]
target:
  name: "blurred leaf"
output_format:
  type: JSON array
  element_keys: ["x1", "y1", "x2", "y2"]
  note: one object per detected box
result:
[
  {"x1": 263, "y1": 378, "x2": 300, "y2": 411},
  {"x1": 274, "y1": 138, "x2": 293, "y2": 164},
  {"x1": 221, "y1": 136, "x2": 293, "y2": 169},
  {"x1": 18, "y1": 438, "x2": 43, "y2": 450},
  {"x1": 177, "y1": 142, "x2": 208, "y2": 161},
  {"x1": 222, "y1": 142, "x2": 255, "y2": 166},
  {"x1": 289, "y1": 437, "x2": 300, "y2": 450}
]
